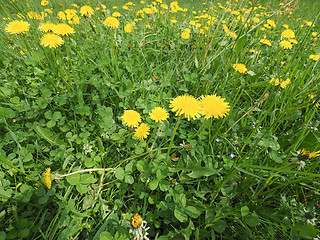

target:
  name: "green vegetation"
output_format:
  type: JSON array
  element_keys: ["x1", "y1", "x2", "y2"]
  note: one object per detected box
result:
[{"x1": 0, "y1": 0, "x2": 319, "y2": 239}]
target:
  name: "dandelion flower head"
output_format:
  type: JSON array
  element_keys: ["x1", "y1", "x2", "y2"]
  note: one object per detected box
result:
[
  {"x1": 131, "y1": 213, "x2": 143, "y2": 229},
  {"x1": 267, "y1": 19, "x2": 276, "y2": 27},
  {"x1": 281, "y1": 29, "x2": 295, "y2": 39},
  {"x1": 124, "y1": 22, "x2": 135, "y2": 33},
  {"x1": 260, "y1": 39, "x2": 271, "y2": 46},
  {"x1": 280, "y1": 40, "x2": 292, "y2": 49},
  {"x1": 200, "y1": 94, "x2": 230, "y2": 119},
  {"x1": 170, "y1": 95, "x2": 201, "y2": 121},
  {"x1": 309, "y1": 150, "x2": 320, "y2": 159},
  {"x1": 41, "y1": 0, "x2": 49, "y2": 6},
  {"x1": 121, "y1": 110, "x2": 141, "y2": 128},
  {"x1": 103, "y1": 16, "x2": 120, "y2": 29},
  {"x1": 134, "y1": 123, "x2": 150, "y2": 140},
  {"x1": 80, "y1": 5, "x2": 94, "y2": 18},
  {"x1": 129, "y1": 213, "x2": 150, "y2": 240},
  {"x1": 280, "y1": 78, "x2": 291, "y2": 88},
  {"x1": 39, "y1": 22, "x2": 56, "y2": 32},
  {"x1": 181, "y1": 31, "x2": 190, "y2": 39},
  {"x1": 232, "y1": 63, "x2": 248, "y2": 74},
  {"x1": 43, "y1": 168, "x2": 52, "y2": 189},
  {"x1": 149, "y1": 107, "x2": 169, "y2": 123},
  {"x1": 40, "y1": 33, "x2": 64, "y2": 48},
  {"x1": 112, "y1": 12, "x2": 121, "y2": 17},
  {"x1": 310, "y1": 54, "x2": 320, "y2": 61},
  {"x1": 269, "y1": 77, "x2": 290, "y2": 89},
  {"x1": 53, "y1": 23, "x2": 75, "y2": 36},
  {"x1": 5, "y1": 20, "x2": 30, "y2": 34},
  {"x1": 301, "y1": 149, "x2": 320, "y2": 159}
]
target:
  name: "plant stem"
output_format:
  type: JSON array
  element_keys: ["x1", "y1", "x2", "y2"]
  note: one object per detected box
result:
[
  {"x1": 58, "y1": 168, "x2": 114, "y2": 178},
  {"x1": 146, "y1": 122, "x2": 160, "y2": 151},
  {"x1": 191, "y1": 118, "x2": 208, "y2": 139},
  {"x1": 167, "y1": 115, "x2": 183, "y2": 158}
]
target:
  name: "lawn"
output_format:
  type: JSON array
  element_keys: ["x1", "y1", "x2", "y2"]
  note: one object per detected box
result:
[{"x1": 0, "y1": 0, "x2": 319, "y2": 239}]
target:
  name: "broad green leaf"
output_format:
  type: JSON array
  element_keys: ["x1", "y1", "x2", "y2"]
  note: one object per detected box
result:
[
  {"x1": 80, "y1": 174, "x2": 96, "y2": 185},
  {"x1": 293, "y1": 223, "x2": 318, "y2": 239},
  {"x1": 66, "y1": 174, "x2": 80, "y2": 185},
  {"x1": 241, "y1": 206, "x2": 250, "y2": 217},
  {"x1": 0, "y1": 107, "x2": 15, "y2": 118},
  {"x1": 100, "y1": 231, "x2": 114, "y2": 240},
  {"x1": 258, "y1": 138, "x2": 280, "y2": 151},
  {"x1": 245, "y1": 213, "x2": 259, "y2": 227},
  {"x1": 115, "y1": 167, "x2": 125, "y2": 180},
  {"x1": 212, "y1": 220, "x2": 227, "y2": 233},
  {"x1": 149, "y1": 179, "x2": 159, "y2": 190},
  {"x1": 185, "y1": 206, "x2": 202, "y2": 218},
  {"x1": 187, "y1": 166, "x2": 218, "y2": 178},
  {"x1": 125, "y1": 175, "x2": 134, "y2": 184},
  {"x1": 76, "y1": 184, "x2": 88, "y2": 194},
  {"x1": 269, "y1": 150, "x2": 283, "y2": 163},
  {"x1": 174, "y1": 206, "x2": 188, "y2": 222}
]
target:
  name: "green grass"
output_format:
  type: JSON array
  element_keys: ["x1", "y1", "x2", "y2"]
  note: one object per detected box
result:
[{"x1": 0, "y1": 0, "x2": 319, "y2": 239}]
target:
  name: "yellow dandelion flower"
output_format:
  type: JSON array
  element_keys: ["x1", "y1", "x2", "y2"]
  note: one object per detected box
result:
[
  {"x1": 161, "y1": 4, "x2": 168, "y2": 9},
  {"x1": 80, "y1": 5, "x2": 94, "y2": 18},
  {"x1": 252, "y1": 17, "x2": 260, "y2": 23},
  {"x1": 171, "y1": 18, "x2": 177, "y2": 24},
  {"x1": 181, "y1": 31, "x2": 190, "y2": 39},
  {"x1": 124, "y1": 22, "x2": 135, "y2": 33},
  {"x1": 169, "y1": 95, "x2": 201, "y2": 121},
  {"x1": 43, "y1": 168, "x2": 52, "y2": 189},
  {"x1": 134, "y1": 123, "x2": 150, "y2": 140},
  {"x1": 40, "y1": 33, "x2": 64, "y2": 48},
  {"x1": 39, "y1": 22, "x2": 55, "y2": 32},
  {"x1": 185, "y1": 28, "x2": 191, "y2": 33},
  {"x1": 103, "y1": 16, "x2": 120, "y2": 29},
  {"x1": 226, "y1": 31, "x2": 237, "y2": 38},
  {"x1": 267, "y1": 19, "x2": 276, "y2": 27},
  {"x1": 5, "y1": 20, "x2": 30, "y2": 34},
  {"x1": 283, "y1": 24, "x2": 289, "y2": 29},
  {"x1": 281, "y1": 29, "x2": 295, "y2": 39},
  {"x1": 289, "y1": 39, "x2": 297, "y2": 44},
  {"x1": 131, "y1": 213, "x2": 143, "y2": 229},
  {"x1": 301, "y1": 149, "x2": 320, "y2": 159},
  {"x1": 280, "y1": 78, "x2": 290, "y2": 88},
  {"x1": 269, "y1": 78, "x2": 280, "y2": 86},
  {"x1": 260, "y1": 39, "x2": 271, "y2": 46},
  {"x1": 53, "y1": 23, "x2": 75, "y2": 36},
  {"x1": 309, "y1": 54, "x2": 320, "y2": 61},
  {"x1": 308, "y1": 150, "x2": 320, "y2": 158},
  {"x1": 57, "y1": 11, "x2": 66, "y2": 20},
  {"x1": 232, "y1": 63, "x2": 248, "y2": 74},
  {"x1": 280, "y1": 40, "x2": 292, "y2": 49},
  {"x1": 200, "y1": 95, "x2": 230, "y2": 119},
  {"x1": 41, "y1": 0, "x2": 49, "y2": 6},
  {"x1": 121, "y1": 110, "x2": 141, "y2": 128},
  {"x1": 112, "y1": 12, "x2": 121, "y2": 17},
  {"x1": 149, "y1": 107, "x2": 169, "y2": 123}
]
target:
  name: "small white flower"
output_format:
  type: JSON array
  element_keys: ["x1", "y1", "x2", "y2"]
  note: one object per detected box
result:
[{"x1": 83, "y1": 144, "x2": 93, "y2": 154}]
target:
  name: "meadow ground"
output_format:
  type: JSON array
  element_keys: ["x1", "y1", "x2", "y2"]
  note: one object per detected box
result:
[{"x1": 0, "y1": 0, "x2": 320, "y2": 239}]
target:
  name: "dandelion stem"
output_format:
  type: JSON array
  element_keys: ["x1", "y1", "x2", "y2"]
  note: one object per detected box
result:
[
  {"x1": 191, "y1": 118, "x2": 208, "y2": 139},
  {"x1": 167, "y1": 115, "x2": 183, "y2": 158},
  {"x1": 146, "y1": 122, "x2": 159, "y2": 151},
  {"x1": 58, "y1": 168, "x2": 114, "y2": 178}
]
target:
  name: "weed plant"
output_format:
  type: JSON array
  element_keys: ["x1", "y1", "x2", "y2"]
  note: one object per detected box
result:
[{"x1": 0, "y1": 0, "x2": 319, "y2": 239}]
